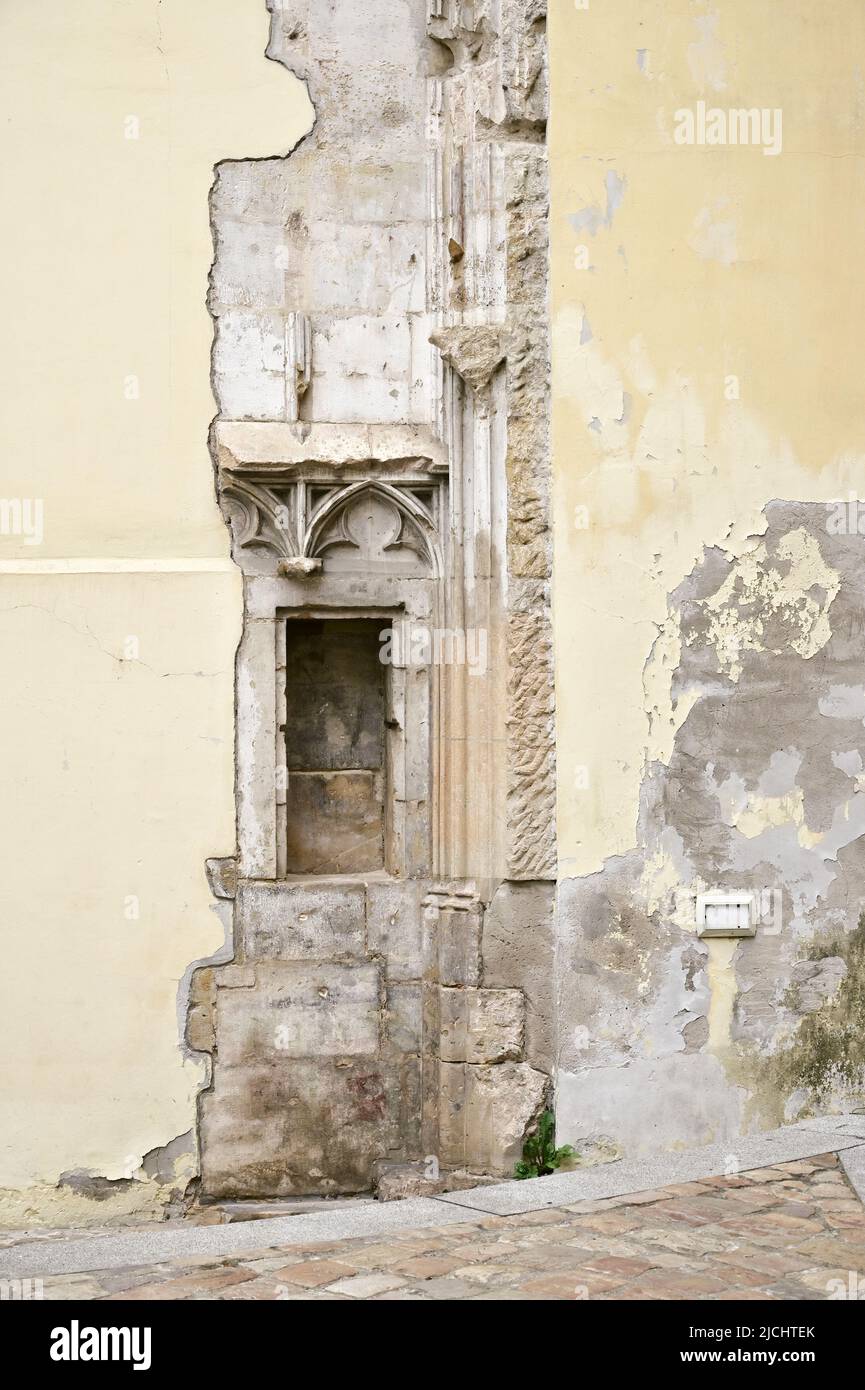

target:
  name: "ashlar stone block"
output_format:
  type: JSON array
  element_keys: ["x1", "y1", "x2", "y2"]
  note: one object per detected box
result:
[
  {"x1": 215, "y1": 961, "x2": 381, "y2": 1064},
  {"x1": 438, "y1": 986, "x2": 525, "y2": 1064},
  {"x1": 238, "y1": 880, "x2": 366, "y2": 961}
]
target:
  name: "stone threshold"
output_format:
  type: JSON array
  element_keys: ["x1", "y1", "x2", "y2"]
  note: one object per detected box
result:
[{"x1": 2, "y1": 1119, "x2": 864, "y2": 1281}]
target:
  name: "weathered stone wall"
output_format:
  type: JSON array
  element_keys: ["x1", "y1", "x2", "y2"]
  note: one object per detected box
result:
[
  {"x1": 196, "y1": 0, "x2": 555, "y2": 1197},
  {"x1": 7, "y1": 0, "x2": 864, "y2": 1220},
  {"x1": 195, "y1": 881, "x2": 427, "y2": 1197},
  {"x1": 200, "y1": 0, "x2": 865, "y2": 1197}
]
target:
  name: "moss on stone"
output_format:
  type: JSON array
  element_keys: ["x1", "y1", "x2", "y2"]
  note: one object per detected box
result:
[{"x1": 770, "y1": 915, "x2": 865, "y2": 1102}]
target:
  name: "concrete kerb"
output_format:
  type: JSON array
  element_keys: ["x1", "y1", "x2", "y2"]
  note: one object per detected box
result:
[{"x1": 433, "y1": 1125, "x2": 865, "y2": 1216}]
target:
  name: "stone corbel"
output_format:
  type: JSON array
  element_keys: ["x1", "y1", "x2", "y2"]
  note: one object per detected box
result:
[
  {"x1": 429, "y1": 325, "x2": 507, "y2": 402},
  {"x1": 278, "y1": 556, "x2": 321, "y2": 578}
]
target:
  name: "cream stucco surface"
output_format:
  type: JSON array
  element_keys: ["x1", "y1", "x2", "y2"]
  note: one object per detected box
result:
[{"x1": 0, "y1": 1, "x2": 311, "y2": 1213}]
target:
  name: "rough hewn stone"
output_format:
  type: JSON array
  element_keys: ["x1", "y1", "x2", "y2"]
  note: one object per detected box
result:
[{"x1": 464, "y1": 1061, "x2": 549, "y2": 1175}]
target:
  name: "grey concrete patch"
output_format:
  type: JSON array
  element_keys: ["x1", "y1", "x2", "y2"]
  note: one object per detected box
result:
[
  {"x1": 839, "y1": 1145, "x2": 865, "y2": 1202},
  {"x1": 0, "y1": 1197, "x2": 476, "y2": 1281},
  {"x1": 431, "y1": 1126, "x2": 865, "y2": 1216}
]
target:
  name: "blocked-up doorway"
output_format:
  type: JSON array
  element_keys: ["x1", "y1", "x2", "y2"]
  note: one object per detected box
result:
[{"x1": 283, "y1": 618, "x2": 389, "y2": 875}]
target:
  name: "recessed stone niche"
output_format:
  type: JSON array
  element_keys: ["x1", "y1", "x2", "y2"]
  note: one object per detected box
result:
[{"x1": 283, "y1": 617, "x2": 389, "y2": 875}]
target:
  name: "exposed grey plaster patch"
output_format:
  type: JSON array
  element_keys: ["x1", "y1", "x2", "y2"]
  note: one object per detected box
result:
[
  {"x1": 568, "y1": 170, "x2": 626, "y2": 237},
  {"x1": 57, "y1": 1172, "x2": 138, "y2": 1202},
  {"x1": 755, "y1": 748, "x2": 802, "y2": 798},
  {"x1": 682, "y1": 1015, "x2": 710, "y2": 1052},
  {"x1": 681, "y1": 944, "x2": 703, "y2": 991},
  {"x1": 556, "y1": 1055, "x2": 746, "y2": 1160},
  {"x1": 819, "y1": 685, "x2": 865, "y2": 720},
  {"x1": 832, "y1": 749, "x2": 863, "y2": 779},
  {"x1": 140, "y1": 1132, "x2": 195, "y2": 1184},
  {"x1": 557, "y1": 503, "x2": 865, "y2": 1152},
  {"x1": 555, "y1": 850, "x2": 710, "y2": 1078}
]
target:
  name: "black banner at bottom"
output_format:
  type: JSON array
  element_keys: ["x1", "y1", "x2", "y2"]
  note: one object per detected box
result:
[{"x1": 4, "y1": 1296, "x2": 862, "y2": 1375}]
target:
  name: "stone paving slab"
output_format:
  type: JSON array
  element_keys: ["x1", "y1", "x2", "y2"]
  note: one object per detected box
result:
[{"x1": 10, "y1": 1152, "x2": 865, "y2": 1302}]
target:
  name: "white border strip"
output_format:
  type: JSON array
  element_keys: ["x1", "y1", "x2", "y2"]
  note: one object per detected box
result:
[{"x1": 0, "y1": 558, "x2": 236, "y2": 574}]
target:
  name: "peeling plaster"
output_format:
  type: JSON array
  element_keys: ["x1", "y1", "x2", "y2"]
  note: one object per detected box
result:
[
  {"x1": 690, "y1": 199, "x2": 738, "y2": 266},
  {"x1": 551, "y1": 0, "x2": 865, "y2": 1159},
  {"x1": 687, "y1": 11, "x2": 728, "y2": 93},
  {"x1": 568, "y1": 171, "x2": 627, "y2": 238},
  {"x1": 556, "y1": 504, "x2": 865, "y2": 1153},
  {"x1": 696, "y1": 528, "x2": 840, "y2": 682}
]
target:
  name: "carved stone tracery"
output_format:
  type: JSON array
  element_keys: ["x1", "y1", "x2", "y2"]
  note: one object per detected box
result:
[{"x1": 220, "y1": 471, "x2": 444, "y2": 577}]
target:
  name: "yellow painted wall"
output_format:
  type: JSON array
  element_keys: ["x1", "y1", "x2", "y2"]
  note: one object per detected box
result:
[
  {"x1": 0, "y1": 1, "x2": 311, "y2": 1217},
  {"x1": 550, "y1": 0, "x2": 865, "y2": 878}
]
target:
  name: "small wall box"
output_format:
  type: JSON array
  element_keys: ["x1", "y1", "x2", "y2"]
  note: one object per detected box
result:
[{"x1": 696, "y1": 892, "x2": 757, "y2": 938}]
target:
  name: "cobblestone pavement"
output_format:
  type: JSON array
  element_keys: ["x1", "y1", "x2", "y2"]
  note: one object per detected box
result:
[{"x1": 26, "y1": 1154, "x2": 865, "y2": 1301}]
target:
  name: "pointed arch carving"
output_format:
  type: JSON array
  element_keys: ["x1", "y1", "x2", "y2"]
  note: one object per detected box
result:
[
  {"x1": 219, "y1": 470, "x2": 444, "y2": 579},
  {"x1": 220, "y1": 477, "x2": 300, "y2": 558},
  {"x1": 304, "y1": 480, "x2": 443, "y2": 578}
]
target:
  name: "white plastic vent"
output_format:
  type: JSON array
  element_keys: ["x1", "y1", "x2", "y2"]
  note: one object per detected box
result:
[{"x1": 696, "y1": 891, "x2": 757, "y2": 938}]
